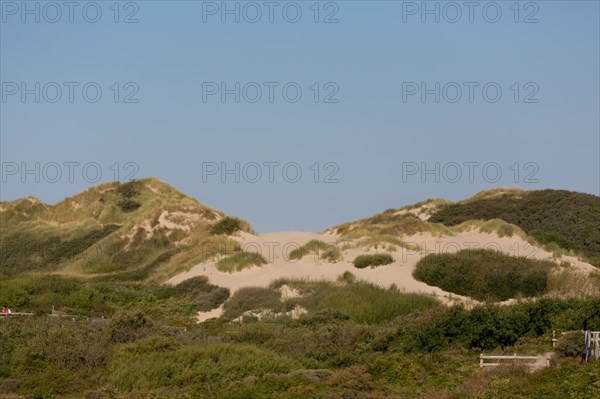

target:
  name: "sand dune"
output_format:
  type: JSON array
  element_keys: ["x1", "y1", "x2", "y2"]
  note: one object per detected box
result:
[{"x1": 168, "y1": 227, "x2": 597, "y2": 321}]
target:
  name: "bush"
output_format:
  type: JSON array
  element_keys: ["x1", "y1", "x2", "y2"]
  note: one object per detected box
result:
[
  {"x1": 210, "y1": 217, "x2": 242, "y2": 235},
  {"x1": 117, "y1": 198, "x2": 141, "y2": 212},
  {"x1": 353, "y1": 253, "x2": 394, "y2": 269},
  {"x1": 555, "y1": 331, "x2": 584, "y2": 358},
  {"x1": 338, "y1": 271, "x2": 356, "y2": 284},
  {"x1": 413, "y1": 249, "x2": 554, "y2": 301},
  {"x1": 314, "y1": 283, "x2": 439, "y2": 324},
  {"x1": 222, "y1": 287, "x2": 283, "y2": 320},
  {"x1": 109, "y1": 311, "x2": 153, "y2": 343},
  {"x1": 297, "y1": 309, "x2": 350, "y2": 326},
  {"x1": 172, "y1": 276, "x2": 230, "y2": 311},
  {"x1": 116, "y1": 180, "x2": 142, "y2": 198}
]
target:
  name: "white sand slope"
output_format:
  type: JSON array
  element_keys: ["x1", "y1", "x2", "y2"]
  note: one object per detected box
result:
[{"x1": 166, "y1": 229, "x2": 598, "y2": 321}]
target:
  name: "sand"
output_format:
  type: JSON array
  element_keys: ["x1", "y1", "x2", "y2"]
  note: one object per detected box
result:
[{"x1": 166, "y1": 229, "x2": 598, "y2": 322}]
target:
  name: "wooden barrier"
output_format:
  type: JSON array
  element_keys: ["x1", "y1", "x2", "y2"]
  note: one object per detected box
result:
[
  {"x1": 0, "y1": 312, "x2": 34, "y2": 317},
  {"x1": 584, "y1": 331, "x2": 600, "y2": 362},
  {"x1": 479, "y1": 353, "x2": 550, "y2": 368}
]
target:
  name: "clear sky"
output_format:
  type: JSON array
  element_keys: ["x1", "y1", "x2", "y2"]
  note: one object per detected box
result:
[{"x1": 1, "y1": 0, "x2": 599, "y2": 232}]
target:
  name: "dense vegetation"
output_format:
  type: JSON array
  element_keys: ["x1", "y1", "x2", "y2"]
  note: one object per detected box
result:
[
  {"x1": 353, "y1": 253, "x2": 394, "y2": 269},
  {"x1": 413, "y1": 249, "x2": 554, "y2": 301},
  {"x1": 429, "y1": 189, "x2": 600, "y2": 266},
  {"x1": 0, "y1": 274, "x2": 229, "y2": 320},
  {"x1": 1, "y1": 288, "x2": 599, "y2": 398},
  {"x1": 2, "y1": 184, "x2": 600, "y2": 398}
]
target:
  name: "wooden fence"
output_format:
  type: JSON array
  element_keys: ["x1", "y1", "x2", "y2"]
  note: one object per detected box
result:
[
  {"x1": 479, "y1": 353, "x2": 550, "y2": 369},
  {"x1": 584, "y1": 331, "x2": 600, "y2": 362},
  {"x1": 0, "y1": 312, "x2": 34, "y2": 317}
]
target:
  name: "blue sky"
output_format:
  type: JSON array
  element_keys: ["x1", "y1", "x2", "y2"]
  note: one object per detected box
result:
[{"x1": 1, "y1": 0, "x2": 599, "y2": 232}]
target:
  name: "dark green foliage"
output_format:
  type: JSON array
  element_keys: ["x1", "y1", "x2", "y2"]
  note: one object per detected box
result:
[
  {"x1": 222, "y1": 287, "x2": 284, "y2": 320},
  {"x1": 172, "y1": 276, "x2": 230, "y2": 311},
  {"x1": 400, "y1": 298, "x2": 600, "y2": 352},
  {"x1": 353, "y1": 253, "x2": 394, "y2": 269},
  {"x1": 116, "y1": 180, "x2": 143, "y2": 198},
  {"x1": 109, "y1": 311, "x2": 153, "y2": 343},
  {"x1": 210, "y1": 216, "x2": 242, "y2": 235},
  {"x1": 0, "y1": 274, "x2": 229, "y2": 320},
  {"x1": 555, "y1": 331, "x2": 585, "y2": 358},
  {"x1": 116, "y1": 180, "x2": 143, "y2": 212},
  {"x1": 429, "y1": 189, "x2": 600, "y2": 263},
  {"x1": 117, "y1": 198, "x2": 141, "y2": 212},
  {"x1": 413, "y1": 249, "x2": 554, "y2": 301},
  {"x1": 297, "y1": 309, "x2": 350, "y2": 326},
  {"x1": 2, "y1": 291, "x2": 600, "y2": 397},
  {"x1": 312, "y1": 283, "x2": 440, "y2": 324}
]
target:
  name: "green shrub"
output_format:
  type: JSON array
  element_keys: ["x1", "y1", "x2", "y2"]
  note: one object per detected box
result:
[
  {"x1": 338, "y1": 271, "x2": 356, "y2": 284},
  {"x1": 172, "y1": 276, "x2": 230, "y2": 311},
  {"x1": 555, "y1": 331, "x2": 584, "y2": 358},
  {"x1": 314, "y1": 283, "x2": 439, "y2": 324},
  {"x1": 353, "y1": 253, "x2": 394, "y2": 269},
  {"x1": 109, "y1": 311, "x2": 153, "y2": 343},
  {"x1": 217, "y1": 252, "x2": 267, "y2": 272},
  {"x1": 222, "y1": 287, "x2": 284, "y2": 320},
  {"x1": 210, "y1": 217, "x2": 242, "y2": 235},
  {"x1": 297, "y1": 309, "x2": 350, "y2": 326},
  {"x1": 413, "y1": 249, "x2": 554, "y2": 301},
  {"x1": 116, "y1": 180, "x2": 142, "y2": 198},
  {"x1": 117, "y1": 198, "x2": 141, "y2": 212},
  {"x1": 109, "y1": 342, "x2": 301, "y2": 394}
]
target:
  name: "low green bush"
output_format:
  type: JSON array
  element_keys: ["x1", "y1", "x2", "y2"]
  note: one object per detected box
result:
[
  {"x1": 314, "y1": 283, "x2": 439, "y2": 324},
  {"x1": 171, "y1": 276, "x2": 230, "y2": 311},
  {"x1": 555, "y1": 331, "x2": 584, "y2": 358},
  {"x1": 210, "y1": 217, "x2": 242, "y2": 235},
  {"x1": 413, "y1": 249, "x2": 554, "y2": 301},
  {"x1": 222, "y1": 287, "x2": 284, "y2": 320},
  {"x1": 353, "y1": 253, "x2": 394, "y2": 269},
  {"x1": 337, "y1": 271, "x2": 356, "y2": 284}
]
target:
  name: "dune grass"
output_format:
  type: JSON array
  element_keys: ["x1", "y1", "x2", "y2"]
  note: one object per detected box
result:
[
  {"x1": 288, "y1": 239, "x2": 342, "y2": 262},
  {"x1": 216, "y1": 251, "x2": 267, "y2": 272}
]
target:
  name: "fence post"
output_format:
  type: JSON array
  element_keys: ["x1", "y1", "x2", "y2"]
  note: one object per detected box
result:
[{"x1": 479, "y1": 353, "x2": 483, "y2": 368}]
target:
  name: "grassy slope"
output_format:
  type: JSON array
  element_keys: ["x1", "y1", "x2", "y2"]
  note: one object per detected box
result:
[
  {"x1": 0, "y1": 178, "x2": 254, "y2": 325},
  {"x1": 429, "y1": 189, "x2": 600, "y2": 265},
  {"x1": 0, "y1": 178, "x2": 252, "y2": 281}
]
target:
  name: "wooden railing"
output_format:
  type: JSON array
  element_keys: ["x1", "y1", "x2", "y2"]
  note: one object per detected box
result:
[
  {"x1": 0, "y1": 312, "x2": 34, "y2": 317},
  {"x1": 479, "y1": 353, "x2": 550, "y2": 368},
  {"x1": 584, "y1": 331, "x2": 600, "y2": 362}
]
